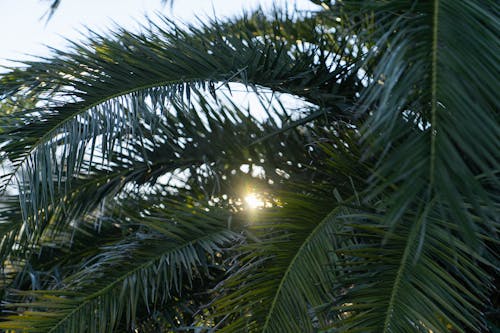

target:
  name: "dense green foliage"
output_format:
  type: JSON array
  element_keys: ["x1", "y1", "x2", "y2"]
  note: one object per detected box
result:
[{"x1": 0, "y1": 1, "x2": 498, "y2": 332}]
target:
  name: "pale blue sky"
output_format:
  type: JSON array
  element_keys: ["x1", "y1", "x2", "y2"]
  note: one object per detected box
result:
[{"x1": 0, "y1": 0, "x2": 317, "y2": 70}]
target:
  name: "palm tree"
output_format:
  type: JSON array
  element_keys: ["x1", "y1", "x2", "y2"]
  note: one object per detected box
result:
[{"x1": 0, "y1": 1, "x2": 498, "y2": 332}]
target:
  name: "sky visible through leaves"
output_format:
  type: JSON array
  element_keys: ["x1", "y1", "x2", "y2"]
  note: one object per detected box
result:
[{"x1": 0, "y1": 0, "x2": 317, "y2": 70}]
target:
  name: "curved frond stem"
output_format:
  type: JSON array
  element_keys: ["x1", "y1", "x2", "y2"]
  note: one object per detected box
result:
[
  {"x1": 47, "y1": 233, "x2": 226, "y2": 333},
  {"x1": 261, "y1": 206, "x2": 344, "y2": 332},
  {"x1": 429, "y1": 0, "x2": 440, "y2": 188},
  {"x1": 382, "y1": 201, "x2": 433, "y2": 332},
  {"x1": 0, "y1": 226, "x2": 238, "y2": 333}
]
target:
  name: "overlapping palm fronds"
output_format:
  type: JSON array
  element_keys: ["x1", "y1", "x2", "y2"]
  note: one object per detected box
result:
[
  {"x1": 0, "y1": 193, "x2": 240, "y2": 332},
  {"x1": 324, "y1": 1, "x2": 499, "y2": 331},
  {"x1": 0, "y1": 1, "x2": 498, "y2": 332}
]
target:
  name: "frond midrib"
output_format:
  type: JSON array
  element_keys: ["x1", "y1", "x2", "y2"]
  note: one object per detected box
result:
[
  {"x1": 47, "y1": 230, "x2": 228, "y2": 333},
  {"x1": 3, "y1": 75, "x2": 226, "y2": 194},
  {"x1": 381, "y1": 203, "x2": 433, "y2": 332},
  {"x1": 261, "y1": 206, "x2": 343, "y2": 332},
  {"x1": 381, "y1": 0, "x2": 441, "y2": 327},
  {"x1": 429, "y1": 0, "x2": 440, "y2": 188}
]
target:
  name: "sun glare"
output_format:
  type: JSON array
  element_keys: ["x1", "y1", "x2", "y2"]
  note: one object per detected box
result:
[{"x1": 244, "y1": 193, "x2": 264, "y2": 209}]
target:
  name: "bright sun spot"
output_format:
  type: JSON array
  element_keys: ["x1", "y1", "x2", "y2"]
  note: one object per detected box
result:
[{"x1": 244, "y1": 193, "x2": 264, "y2": 209}]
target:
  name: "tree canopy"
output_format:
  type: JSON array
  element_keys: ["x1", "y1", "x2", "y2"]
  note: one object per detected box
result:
[{"x1": 0, "y1": 1, "x2": 498, "y2": 332}]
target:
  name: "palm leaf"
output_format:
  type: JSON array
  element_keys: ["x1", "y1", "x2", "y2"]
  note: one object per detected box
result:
[
  {"x1": 313, "y1": 1, "x2": 500, "y2": 331},
  {"x1": 337, "y1": 0, "x2": 499, "y2": 230},
  {"x1": 0, "y1": 10, "x2": 362, "y2": 254},
  {"x1": 212, "y1": 184, "x2": 359, "y2": 333},
  {"x1": 0, "y1": 197, "x2": 239, "y2": 333},
  {"x1": 331, "y1": 202, "x2": 498, "y2": 332}
]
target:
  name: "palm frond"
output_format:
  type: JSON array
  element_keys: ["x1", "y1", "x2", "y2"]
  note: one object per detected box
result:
[
  {"x1": 331, "y1": 203, "x2": 498, "y2": 333},
  {"x1": 212, "y1": 180, "x2": 360, "y2": 333},
  {"x1": 338, "y1": 0, "x2": 499, "y2": 230},
  {"x1": 0, "y1": 88, "x2": 324, "y2": 263},
  {"x1": 0, "y1": 10, "x2": 362, "y2": 254},
  {"x1": 209, "y1": 127, "x2": 368, "y2": 332},
  {"x1": 1, "y1": 2, "x2": 497, "y2": 332},
  {"x1": 0, "y1": 197, "x2": 239, "y2": 333},
  {"x1": 323, "y1": 1, "x2": 500, "y2": 331}
]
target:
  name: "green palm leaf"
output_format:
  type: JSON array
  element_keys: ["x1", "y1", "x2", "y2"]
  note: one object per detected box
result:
[
  {"x1": 325, "y1": 1, "x2": 500, "y2": 331},
  {"x1": 0, "y1": 2, "x2": 497, "y2": 332},
  {"x1": 0, "y1": 11, "x2": 361, "y2": 252},
  {"x1": 213, "y1": 188, "x2": 355, "y2": 332},
  {"x1": 339, "y1": 0, "x2": 499, "y2": 228},
  {"x1": 332, "y1": 203, "x2": 497, "y2": 332},
  {"x1": 0, "y1": 197, "x2": 239, "y2": 333}
]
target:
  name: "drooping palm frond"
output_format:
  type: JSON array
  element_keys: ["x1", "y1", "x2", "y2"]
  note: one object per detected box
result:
[
  {"x1": 0, "y1": 9, "x2": 362, "y2": 255},
  {"x1": 210, "y1": 128, "x2": 368, "y2": 333},
  {"x1": 0, "y1": 12, "x2": 355, "y2": 328},
  {"x1": 1, "y1": 1, "x2": 497, "y2": 332},
  {"x1": 336, "y1": 0, "x2": 499, "y2": 231},
  {"x1": 0, "y1": 87, "x2": 321, "y2": 268},
  {"x1": 0, "y1": 194, "x2": 240, "y2": 333},
  {"x1": 212, "y1": 192, "x2": 341, "y2": 333},
  {"x1": 320, "y1": 0, "x2": 500, "y2": 331},
  {"x1": 331, "y1": 202, "x2": 498, "y2": 333}
]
